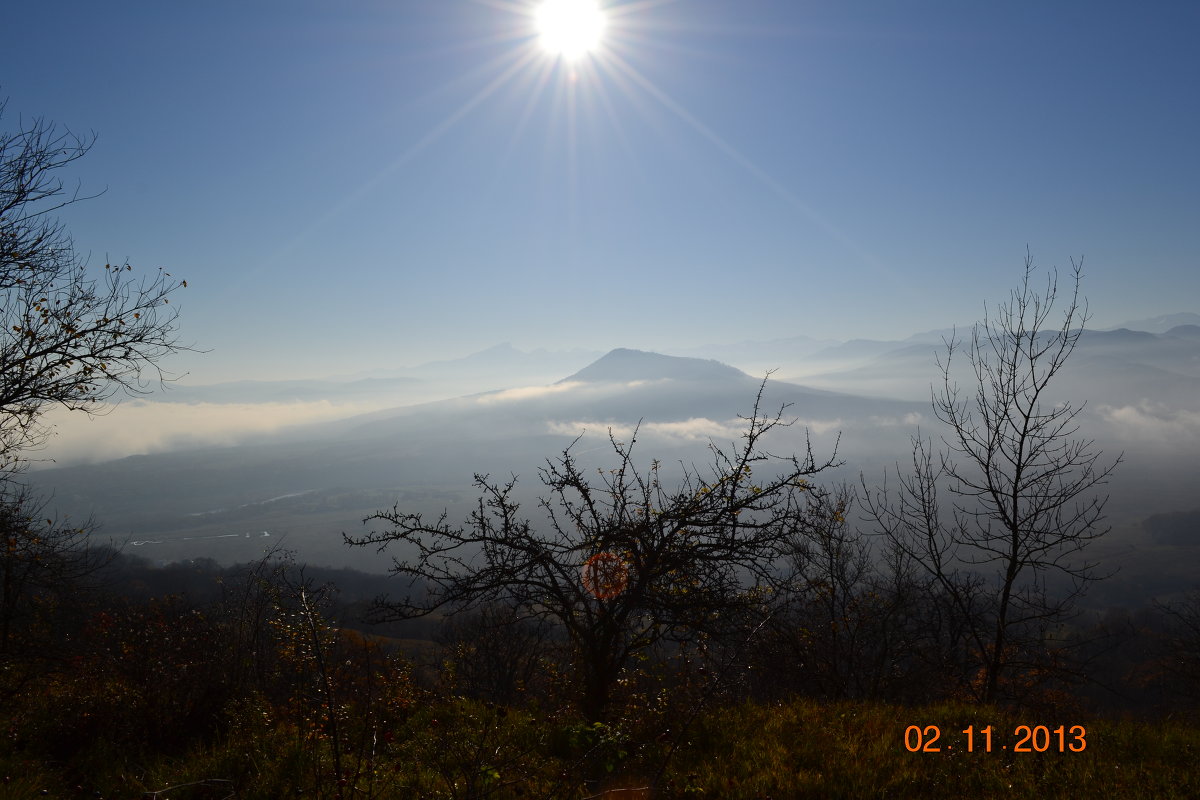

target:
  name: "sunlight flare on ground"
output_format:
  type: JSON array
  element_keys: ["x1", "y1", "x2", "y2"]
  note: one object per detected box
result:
[{"x1": 535, "y1": 0, "x2": 606, "y2": 60}]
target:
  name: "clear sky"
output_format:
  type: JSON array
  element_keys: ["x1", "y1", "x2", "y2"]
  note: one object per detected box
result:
[{"x1": 3, "y1": 0, "x2": 1197, "y2": 382}]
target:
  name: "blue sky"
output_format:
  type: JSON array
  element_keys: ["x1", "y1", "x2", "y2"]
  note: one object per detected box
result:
[{"x1": 3, "y1": 0, "x2": 1197, "y2": 382}]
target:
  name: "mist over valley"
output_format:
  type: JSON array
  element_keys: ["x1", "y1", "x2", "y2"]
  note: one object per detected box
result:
[{"x1": 25, "y1": 317, "x2": 1200, "y2": 610}]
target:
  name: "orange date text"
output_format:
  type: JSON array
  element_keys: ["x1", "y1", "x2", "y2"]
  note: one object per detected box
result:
[{"x1": 904, "y1": 724, "x2": 1087, "y2": 753}]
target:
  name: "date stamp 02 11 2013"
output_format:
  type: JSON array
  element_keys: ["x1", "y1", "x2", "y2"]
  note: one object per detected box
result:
[{"x1": 904, "y1": 724, "x2": 1087, "y2": 753}]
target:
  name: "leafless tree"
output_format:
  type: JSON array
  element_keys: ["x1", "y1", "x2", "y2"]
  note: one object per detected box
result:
[
  {"x1": 0, "y1": 102, "x2": 191, "y2": 692},
  {"x1": 1, "y1": 101, "x2": 190, "y2": 472},
  {"x1": 347, "y1": 380, "x2": 839, "y2": 721},
  {"x1": 863, "y1": 254, "x2": 1120, "y2": 705},
  {"x1": 742, "y1": 483, "x2": 948, "y2": 704}
]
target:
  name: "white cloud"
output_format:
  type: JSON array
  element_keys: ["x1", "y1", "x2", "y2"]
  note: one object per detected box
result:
[
  {"x1": 793, "y1": 418, "x2": 845, "y2": 435},
  {"x1": 32, "y1": 399, "x2": 380, "y2": 467},
  {"x1": 1097, "y1": 401, "x2": 1200, "y2": 444},
  {"x1": 473, "y1": 381, "x2": 585, "y2": 404},
  {"x1": 547, "y1": 420, "x2": 637, "y2": 440},
  {"x1": 867, "y1": 412, "x2": 924, "y2": 428},
  {"x1": 472, "y1": 379, "x2": 667, "y2": 406},
  {"x1": 649, "y1": 418, "x2": 745, "y2": 440},
  {"x1": 547, "y1": 417, "x2": 744, "y2": 443}
]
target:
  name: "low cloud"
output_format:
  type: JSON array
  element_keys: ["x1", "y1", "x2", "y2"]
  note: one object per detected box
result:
[
  {"x1": 472, "y1": 379, "x2": 670, "y2": 406},
  {"x1": 1097, "y1": 401, "x2": 1200, "y2": 445},
  {"x1": 473, "y1": 381, "x2": 585, "y2": 405},
  {"x1": 32, "y1": 399, "x2": 380, "y2": 467},
  {"x1": 793, "y1": 418, "x2": 845, "y2": 435},
  {"x1": 547, "y1": 417, "x2": 744, "y2": 443},
  {"x1": 867, "y1": 412, "x2": 925, "y2": 428}
]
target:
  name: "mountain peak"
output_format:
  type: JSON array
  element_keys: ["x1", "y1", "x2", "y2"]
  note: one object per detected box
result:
[
  {"x1": 1165, "y1": 324, "x2": 1200, "y2": 340},
  {"x1": 1106, "y1": 312, "x2": 1200, "y2": 334},
  {"x1": 560, "y1": 348, "x2": 750, "y2": 384}
]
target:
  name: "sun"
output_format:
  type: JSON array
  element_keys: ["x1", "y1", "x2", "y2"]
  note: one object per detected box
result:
[{"x1": 535, "y1": 0, "x2": 606, "y2": 61}]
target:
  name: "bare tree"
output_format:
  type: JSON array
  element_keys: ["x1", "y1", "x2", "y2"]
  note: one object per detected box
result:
[
  {"x1": 347, "y1": 380, "x2": 838, "y2": 721},
  {"x1": 864, "y1": 254, "x2": 1120, "y2": 705},
  {"x1": 0, "y1": 102, "x2": 191, "y2": 691},
  {"x1": 1, "y1": 101, "x2": 190, "y2": 472}
]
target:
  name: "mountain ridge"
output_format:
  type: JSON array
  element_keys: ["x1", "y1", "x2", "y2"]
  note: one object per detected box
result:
[
  {"x1": 558, "y1": 348, "x2": 751, "y2": 384},
  {"x1": 1105, "y1": 312, "x2": 1200, "y2": 334}
]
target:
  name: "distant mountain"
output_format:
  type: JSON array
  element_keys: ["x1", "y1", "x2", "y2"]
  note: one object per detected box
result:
[
  {"x1": 560, "y1": 348, "x2": 750, "y2": 384},
  {"x1": 806, "y1": 339, "x2": 911, "y2": 363},
  {"x1": 1165, "y1": 325, "x2": 1200, "y2": 341},
  {"x1": 150, "y1": 376, "x2": 422, "y2": 405},
  {"x1": 903, "y1": 327, "x2": 959, "y2": 343},
  {"x1": 1105, "y1": 312, "x2": 1200, "y2": 334},
  {"x1": 675, "y1": 335, "x2": 835, "y2": 371},
  {"x1": 1080, "y1": 328, "x2": 1160, "y2": 346},
  {"x1": 155, "y1": 345, "x2": 606, "y2": 409},
  {"x1": 334, "y1": 349, "x2": 878, "y2": 448},
  {"x1": 1075, "y1": 328, "x2": 1200, "y2": 375},
  {"x1": 333, "y1": 343, "x2": 603, "y2": 383},
  {"x1": 28, "y1": 348, "x2": 932, "y2": 571},
  {"x1": 24, "y1": 324, "x2": 1200, "y2": 583},
  {"x1": 1143, "y1": 508, "x2": 1200, "y2": 546},
  {"x1": 795, "y1": 325, "x2": 1200, "y2": 405},
  {"x1": 409, "y1": 343, "x2": 601, "y2": 376}
]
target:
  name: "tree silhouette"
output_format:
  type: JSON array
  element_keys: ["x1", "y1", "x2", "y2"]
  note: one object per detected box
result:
[
  {"x1": 0, "y1": 102, "x2": 191, "y2": 694},
  {"x1": 864, "y1": 254, "x2": 1120, "y2": 704},
  {"x1": 0, "y1": 101, "x2": 190, "y2": 472},
  {"x1": 348, "y1": 380, "x2": 839, "y2": 721}
]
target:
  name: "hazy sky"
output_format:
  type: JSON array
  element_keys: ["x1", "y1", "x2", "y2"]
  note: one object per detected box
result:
[{"x1": 4, "y1": 0, "x2": 1197, "y2": 382}]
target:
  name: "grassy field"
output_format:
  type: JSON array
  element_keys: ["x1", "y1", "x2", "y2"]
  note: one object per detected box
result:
[
  {"x1": 3, "y1": 697, "x2": 1197, "y2": 799},
  {"x1": 666, "y1": 700, "x2": 1199, "y2": 798}
]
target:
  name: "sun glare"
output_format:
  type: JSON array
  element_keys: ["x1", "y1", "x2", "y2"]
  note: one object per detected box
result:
[{"x1": 535, "y1": 0, "x2": 606, "y2": 61}]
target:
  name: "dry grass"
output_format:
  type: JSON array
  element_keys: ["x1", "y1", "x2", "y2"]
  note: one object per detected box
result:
[{"x1": 5, "y1": 696, "x2": 1198, "y2": 799}]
